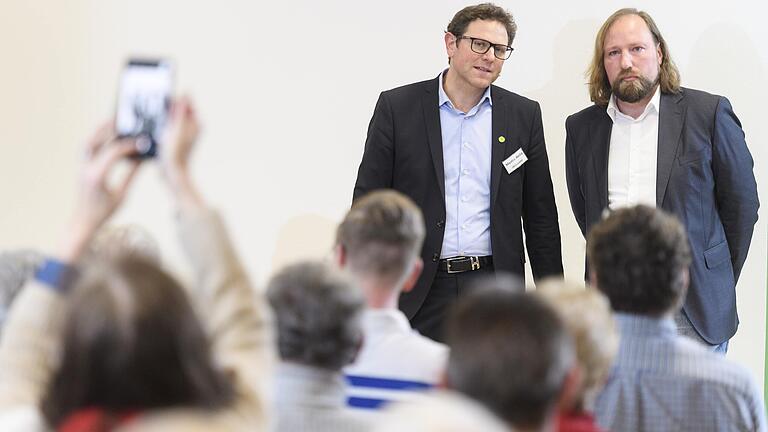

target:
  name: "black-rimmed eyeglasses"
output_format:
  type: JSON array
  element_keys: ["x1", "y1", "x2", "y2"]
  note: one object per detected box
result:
[{"x1": 457, "y1": 36, "x2": 513, "y2": 60}]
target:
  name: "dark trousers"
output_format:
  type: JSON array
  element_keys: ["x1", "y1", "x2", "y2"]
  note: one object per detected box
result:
[{"x1": 410, "y1": 264, "x2": 495, "y2": 343}]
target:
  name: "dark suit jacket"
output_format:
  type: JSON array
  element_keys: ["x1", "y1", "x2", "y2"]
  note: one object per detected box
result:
[
  {"x1": 565, "y1": 87, "x2": 759, "y2": 344},
  {"x1": 354, "y1": 77, "x2": 563, "y2": 319}
]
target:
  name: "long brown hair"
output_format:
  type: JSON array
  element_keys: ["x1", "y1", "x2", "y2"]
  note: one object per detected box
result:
[
  {"x1": 587, "y1": 8, "x2": 680, "y2": 106},
  {"x1": 41, "y1": 255, "x2": 234, "y2": 427}
]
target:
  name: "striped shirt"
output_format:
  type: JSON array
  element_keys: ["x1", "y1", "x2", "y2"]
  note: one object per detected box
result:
[
  {"x1": 344, "y1": 309, "x2": 448, "y2": 411},
  {"x1": 595, "y1": 314, "x2": 766, "y2": 431}
]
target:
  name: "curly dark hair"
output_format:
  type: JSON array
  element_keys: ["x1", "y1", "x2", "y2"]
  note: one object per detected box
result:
[
  {"x1": 447, "y1": 3, "x2": 517, "y2": 46},
  {"x1": 587, "y1": 205, "x2": 691, "y2": 316}
]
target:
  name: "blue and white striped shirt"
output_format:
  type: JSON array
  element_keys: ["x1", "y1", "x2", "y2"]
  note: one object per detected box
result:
[{"x1": 344, "y1": 309, "x2": 448, "y2": 411}]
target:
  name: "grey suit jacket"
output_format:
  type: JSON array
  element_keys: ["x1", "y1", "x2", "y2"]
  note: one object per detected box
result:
[{"x1": 565, "y1": 88, "x2": 759, "y2": 344}]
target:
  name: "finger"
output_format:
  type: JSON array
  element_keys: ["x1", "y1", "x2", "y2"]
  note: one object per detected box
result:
[
  {"x1": 85, "y1": 120, "x2": 116, "y2": 160},
  {"x1": 113, "y1": 160, "x2": 142, "y2": 201},
  {"x1": 91, "y1": 140, "x2": 139, "y2": 181}
]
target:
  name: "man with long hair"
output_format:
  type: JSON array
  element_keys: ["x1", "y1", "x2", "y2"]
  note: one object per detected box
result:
[{"x1": 565, "y1": 8, "x2": 759, "y2": 351}]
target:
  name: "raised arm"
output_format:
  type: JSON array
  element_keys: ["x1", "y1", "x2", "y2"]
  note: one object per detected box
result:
[
  {"x1": 0, "y1": 127, "x2": 141, "y2": 408},
  {"x1": 158, "y1": 98, "x2": 272, "y2": 425}
]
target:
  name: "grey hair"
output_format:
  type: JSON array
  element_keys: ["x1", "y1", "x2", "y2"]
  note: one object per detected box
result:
[{"x1": 267, "y1": 261, "x2": 364, "y2": 370}]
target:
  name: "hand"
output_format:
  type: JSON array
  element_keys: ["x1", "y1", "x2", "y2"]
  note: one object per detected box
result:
[
  {"x1": 159, "y1": 96, "x2": 204, "y2": 209},
  {"x1": 160, "y1": 96, "x2": 200, "y2": 183},
  {"x1": 59, "y1": 123, "x2": 142, "y2": 261}
]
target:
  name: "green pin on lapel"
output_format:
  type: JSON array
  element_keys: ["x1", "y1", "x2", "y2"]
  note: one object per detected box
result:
[{"x1": 498, "y1": 136, "x2": 506, "y2": 143}]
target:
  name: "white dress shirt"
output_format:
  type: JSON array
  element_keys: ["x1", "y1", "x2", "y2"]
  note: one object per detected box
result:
[{"x1": 607, "y1": 87, "x2": 661, "y2": 210}]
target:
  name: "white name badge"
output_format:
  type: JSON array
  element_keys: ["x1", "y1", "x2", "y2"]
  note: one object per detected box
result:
[{"x1": 502, "y1": 148, "x2": 528, "y2": 174}]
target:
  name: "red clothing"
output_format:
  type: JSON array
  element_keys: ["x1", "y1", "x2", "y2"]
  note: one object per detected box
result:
[
  {"x1": 58, "y1": 408, "x2": 139, "y2": 432},
  {"x1": 558, "y1": 411, "x2": 605, "y2": 432}
]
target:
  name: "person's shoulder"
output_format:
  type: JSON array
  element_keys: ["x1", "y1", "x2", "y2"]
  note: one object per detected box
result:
[
  {"x1": 380, "y1": 78, "x2": 436, "y2": 101},
  {"x1": 677, "y1": 86, "x2": 723, "y2": 103},
  {"x1": 566, "y1": 104, "x2": 605, "y2": 127},
  {"x1": 490, "y1": 85, "x2": 539, "y2": 110},
  {"x1": 674, "y1": 338, "x2": 762, "y2": 398},
  {"x1": 674, "y1": 87, "x2": 729, "y2": 114},
  {"x1": 406, "y1": 331, "x2": 449, "y2": 359}
]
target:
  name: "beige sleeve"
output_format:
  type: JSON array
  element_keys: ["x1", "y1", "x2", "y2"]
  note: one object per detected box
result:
[
  {"x1": 176, "y1": 207, "x2": 274, "y2": 428},
  {"x1": 0, "y1": 280, "x2": 65, "y2": 409}
]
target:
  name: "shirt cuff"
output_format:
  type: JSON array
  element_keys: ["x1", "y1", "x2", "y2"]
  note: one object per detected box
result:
[{"x1": 35, "y1": 258, "x2": 79, "y2": 293}]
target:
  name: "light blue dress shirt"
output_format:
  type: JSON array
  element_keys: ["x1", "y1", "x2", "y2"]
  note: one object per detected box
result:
[
  {"x1": 437, "y1": 71, "x2": 493, "y2": 258},
  {"x1": 595, "y1": 313, "x2": 766, "y2": 431}
]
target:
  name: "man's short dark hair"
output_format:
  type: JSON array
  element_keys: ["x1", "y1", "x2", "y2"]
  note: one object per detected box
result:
[
  {"x1": 267, "y1": 261, "x2": 363, "y2": 370},
  {"x1": 338, "y1": 190, "x2": 425, "y2": 284},
  {"x1": 447, "y1": 3, "x2": 517, "y2": 46},
  {"x1": 446, "y1": 278, "x2": 574, "y2": 429},
  {"x1": 587, "y1": 205, "x2": 692, "y2": 316}
]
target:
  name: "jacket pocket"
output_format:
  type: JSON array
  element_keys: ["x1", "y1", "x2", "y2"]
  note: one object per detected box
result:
[
  {"x1": 703, "y1": 241, "x2": 730, "y2": 269},
  {"x1": 677, "y1": 148, "x2": 707, "y2": 166}
]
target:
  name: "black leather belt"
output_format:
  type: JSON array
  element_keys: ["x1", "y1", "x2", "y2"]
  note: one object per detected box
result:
[{"x1": 437, "y1": 256, "x2": 493, "y2": 274}]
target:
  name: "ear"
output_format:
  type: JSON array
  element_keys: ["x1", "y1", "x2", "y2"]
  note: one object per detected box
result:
[
  {"x1": 656, "y1": 42, "x2": 663, "y2": 66},
  {"x1": 347, "y1": 334, "x2": 364, "y2": 365},
  {"x1": 333, "y1": 244, "x2": 346, "y2": 268},
  {"x1": 445, "y1": 32, "x2": 458, "y2": 58},
  {"x1": 557, "y1": 365, "x2": 583, "y2": 413},
  {"x1": 437, "y1": 368, "x2": 450, "y2": 390},
  {"x1": 681, "y1": 267, "x2": 690, "y2": 289},
  {"x1": 401, "y1": 258, "x2": 424, "y2": 293},
  {"x1": 588, "y1": 270, "x2": 598, "y2": 289}
]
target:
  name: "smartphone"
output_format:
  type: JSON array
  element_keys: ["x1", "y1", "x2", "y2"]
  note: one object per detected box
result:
[{"x1": 115, "y1": 59, "x2": 173, "y2": 158}]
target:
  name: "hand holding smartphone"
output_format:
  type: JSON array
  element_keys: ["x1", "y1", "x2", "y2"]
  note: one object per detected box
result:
[{"x1": 115, "y1": 59, "x2": 173, "y2": 158}]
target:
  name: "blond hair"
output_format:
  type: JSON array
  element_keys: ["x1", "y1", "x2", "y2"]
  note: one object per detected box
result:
[
  {"x1": 587, "y1": 8, "x2": 680, "y2": 106},
  {"x1": 536, "y1": 279, "x2": 619, "y2": 412}
]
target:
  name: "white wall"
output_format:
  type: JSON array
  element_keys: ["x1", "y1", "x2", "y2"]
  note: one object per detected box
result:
[{"x1": 1, "y1": 0, "x2": 766, "y2": 390}]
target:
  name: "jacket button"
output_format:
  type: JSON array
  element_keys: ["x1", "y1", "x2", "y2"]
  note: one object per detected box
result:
[
  {"x1": 432, "y1": 253, "x2": 440, "y2": 262},
  {"x1": 436, "y1": 220, "x2": 444, "y2": 229}
]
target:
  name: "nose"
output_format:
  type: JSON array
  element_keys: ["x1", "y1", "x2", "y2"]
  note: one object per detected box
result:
[
  {"x1": 620, "y1": 50, "x2": 633, "y2": 69},
  {"x1": 482, "y1": 47, "x2": 496, "y2": 62}
]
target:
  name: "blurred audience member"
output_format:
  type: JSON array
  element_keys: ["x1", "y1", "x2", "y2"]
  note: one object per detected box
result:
[
  {"x1": 267, "y1": 261, "x2": 370, "y2": 432},
  {"x1": 588, "y1": 205, "x2": 766, "y2": 431},
  {"x1": 0, "y1": 98, "x2": 270, "y2": 431},
  {"x1": 446, "y1": 275, "x2": 575, "y2": 432},
  {"x1": 373, "y1": 391, "x2": 509, "y2": 432},
  {"x1": 335, "y1": 190, "x2": 448, "y2": 411},
  {"x1": 0, "y1": 251, "x2": 43, "y2": 334},
  {"x1": 537, "y1": 279, "x2": 618, "y2": 432}
]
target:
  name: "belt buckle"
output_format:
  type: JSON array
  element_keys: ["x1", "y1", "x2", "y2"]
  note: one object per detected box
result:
[
  {"x1": 446, "y1": 257, "x2": 463, "y2": 274},
  {"x1": 470, "y1": 256, "x2": 480, "y2": 271}
]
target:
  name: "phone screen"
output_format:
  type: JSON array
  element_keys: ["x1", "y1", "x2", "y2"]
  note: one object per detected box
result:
[{"x1": 115, "y1": 59, "x2": 173, "y2": 158}]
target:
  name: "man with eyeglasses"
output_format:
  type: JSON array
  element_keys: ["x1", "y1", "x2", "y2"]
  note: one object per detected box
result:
[{"x1": 353, "y1": 3, "x2": 563, "y2": 342}]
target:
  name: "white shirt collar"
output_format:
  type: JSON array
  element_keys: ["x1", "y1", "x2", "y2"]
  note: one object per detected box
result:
[{"x1": 607, "y1": 85, "x2": 661, "y2": 123}]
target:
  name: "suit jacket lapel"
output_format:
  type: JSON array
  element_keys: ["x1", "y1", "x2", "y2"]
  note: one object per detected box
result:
[
  {"x1": 589, "y1": 110, "x2": 612, "y2": 211},
  {"x1": 490, "y1": 87, "x2": 507, "y2": 209},
  {"x1": 656, "y1": 91, "x2": 685, "y2": 206},
  {"x1": 423, "y1": 78, "x2": 445, "y2": 198}
]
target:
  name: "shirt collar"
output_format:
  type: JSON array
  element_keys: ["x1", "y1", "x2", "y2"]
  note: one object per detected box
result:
[
  {"x1": 614, "y1": 312, "x2": 676, "y2": 338},
  {"x1": 274, "y1": 362, "x2": 346, "y2": 407},
  {"x1": 362, "y1": 308, "x2": 412, "y2": 334},
  {"x1": 607, "y1": 84, "x2": 661, "y2": 123},
  {"x1": 438, "y1": 70, "x2": 492, "y2": 111}
]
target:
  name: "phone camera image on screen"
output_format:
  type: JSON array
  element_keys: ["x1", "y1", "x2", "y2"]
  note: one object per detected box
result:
[{"x1": 115, "y1": 59, "x2": 173, "y2": 158}]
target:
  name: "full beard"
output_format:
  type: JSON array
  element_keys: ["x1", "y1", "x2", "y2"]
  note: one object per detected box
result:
[{"x1": 612, "y1": 74, "x2": 658, "y2": 103}]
